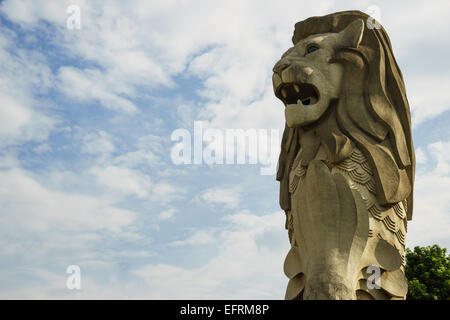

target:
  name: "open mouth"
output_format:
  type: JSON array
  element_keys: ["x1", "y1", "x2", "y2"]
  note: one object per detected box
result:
[{"x1": 275, "y1": 82, "x2": 319, "y2": 107}]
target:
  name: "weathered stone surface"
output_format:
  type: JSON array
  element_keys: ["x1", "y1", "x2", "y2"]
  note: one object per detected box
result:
[{"x1": 273, "y1": 10, "x2": 415, "y2": 300}]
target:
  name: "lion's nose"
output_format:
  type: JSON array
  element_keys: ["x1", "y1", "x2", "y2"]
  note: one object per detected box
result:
[{"x1": 273, "y1": 60, "x2": 290, "y2": 74}]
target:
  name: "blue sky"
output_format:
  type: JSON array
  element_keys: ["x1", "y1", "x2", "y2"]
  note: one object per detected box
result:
[{"x1": 0, "y1": 0, "x2": 449, "y2": 299}]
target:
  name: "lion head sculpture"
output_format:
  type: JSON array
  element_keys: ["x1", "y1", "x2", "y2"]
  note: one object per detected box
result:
[{"x1": 274, "y1": 10, "x2": 415, "y2": 221}]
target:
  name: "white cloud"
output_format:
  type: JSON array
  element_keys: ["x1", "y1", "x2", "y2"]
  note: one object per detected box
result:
[
  {"x1": 0, "y1": 169, "x2": 136, "y2": 234},
  {"x1": 134, "y1": 211, "x2": 289, "y2": 299},
  {"x1": 169, "y1": 230, "x2": 215, "y2": 247},
  {"x1": 428, "y1": 141, "x2": 450, "y2": 175},
  {"x1": 56, "y1": 67, "x2": 138, "y2": 113},
  {"x1": 1, "y1": 210, "x2": 289, "y2": 299},
  {"x1": 33, "y1": 143, "x2": 52, "y2": 154},
  {"x1": 88, "y1": 162, "x2": 183, "y2": 204},
  {"x1": 158, "y1": 208, "x2": 176, "y2": 221},
  {"x1": 0, "y1": 167, "x2": 139, "y2": 282},
  {"x1": 407, "y1": 141, "x2": 450, "y2": 249},
  {"x1": 198, "y1": 186, "x2": 241, "y2": 209},
  {"x1": 378, "y1": 1, "x2": 450, "y2": 58},
  {"x1": 2, "y1": 0, "x2": 330, "y2": 132},
  {"x1": 407, "y1": 75, "x2": 450, "y2": 126},
  {"x1": 113, "y1": 134, "x2": 165, "y2": 169},
  {"x1": 91, "y1": 165, "x2": 151, "y2": 199},
  {"x1": 0, "y1": 92, "x2": 55, "y2": 147},
  {"x1": 2, "y1": 0, "x2": 450, "y2": 128},
  {"x1": 114, "y1": 150, "x2": 161, "y2": 169},
  {"x1": 0, "y1": 92, "x2": 31, "y2": 138},
  {"x1": 152, "y1": 181, "x2": 185, "y2": 204},
  {"x1": 0, "y1": 164, "x2": 155, "y2": 299},
  {"x1": 0, "y1": 0, "x2": 69, "y2": 25},
  {"x1": 415, "y1": 147, "x2": 427, "y2": 164},
  {"x1": 0, "y1": 29, "x2": 56, "y2": 147},
  {"x1": 135, "y1": 135, "x2": 164, "y2": 153},
  {"x1": 82, "y1": 130, "x2": 115, "y2": 154}
]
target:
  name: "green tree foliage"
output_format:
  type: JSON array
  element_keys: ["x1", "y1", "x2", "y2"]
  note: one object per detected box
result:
[{"x1": 405, "y1": 245, "x2": 450, "y2": 300}]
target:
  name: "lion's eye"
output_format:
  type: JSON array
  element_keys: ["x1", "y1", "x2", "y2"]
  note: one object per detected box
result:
[{"x1": 306, "y1": 45, "x2": 319, "y2": 55}]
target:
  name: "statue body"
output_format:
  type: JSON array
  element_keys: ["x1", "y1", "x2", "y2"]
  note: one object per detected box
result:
[{"x1": 273, "y1": 11, "x2": 415, "y2": 300}]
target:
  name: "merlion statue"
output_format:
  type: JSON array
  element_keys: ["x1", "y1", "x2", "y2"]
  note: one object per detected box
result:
[{"x1": 273, "y1": 11, "x2": 415, "y2": 300}]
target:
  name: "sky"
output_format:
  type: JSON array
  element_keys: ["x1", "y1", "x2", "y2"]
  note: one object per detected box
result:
[{"x1": 0, "y1": 0, "x2": 449, "y2": 299}]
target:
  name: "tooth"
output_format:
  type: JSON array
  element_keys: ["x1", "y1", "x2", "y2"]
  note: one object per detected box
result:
[
  {"x1": 302, "y1": 67, "x2": 313, "y2": 76},
  {"x1": 272, "y1": 73, "x2": 282, "y2": 93},
  {"x1": 294, "y1": 84, "x2": 300, "y2": 93},
  {"x1": 297, "y1": 99, "x2": 302, "y2": 105},
  {"x1": 281, "y1": 88, "x2": 287, "y2": 98}
]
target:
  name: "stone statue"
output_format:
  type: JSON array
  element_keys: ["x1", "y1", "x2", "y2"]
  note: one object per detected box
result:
[{"x1": 273, "y1": 11, "x2": 415, "y2": 300}]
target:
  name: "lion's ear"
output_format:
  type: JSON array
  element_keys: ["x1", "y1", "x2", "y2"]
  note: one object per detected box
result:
[{"x1": 338, "y1": 19, "x2": 364, "y2": 48}]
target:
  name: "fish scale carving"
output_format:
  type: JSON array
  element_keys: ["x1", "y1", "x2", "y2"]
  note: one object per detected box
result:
[
  {"x1": 287, "y1": 147, "x2": 408, "y2": 267},
  {"x1": 287, "y1": 146, "x2": 408, "y2": 260},
  {"x1": 332, "y1": 148, "x2": 407, "y2": 266}
]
